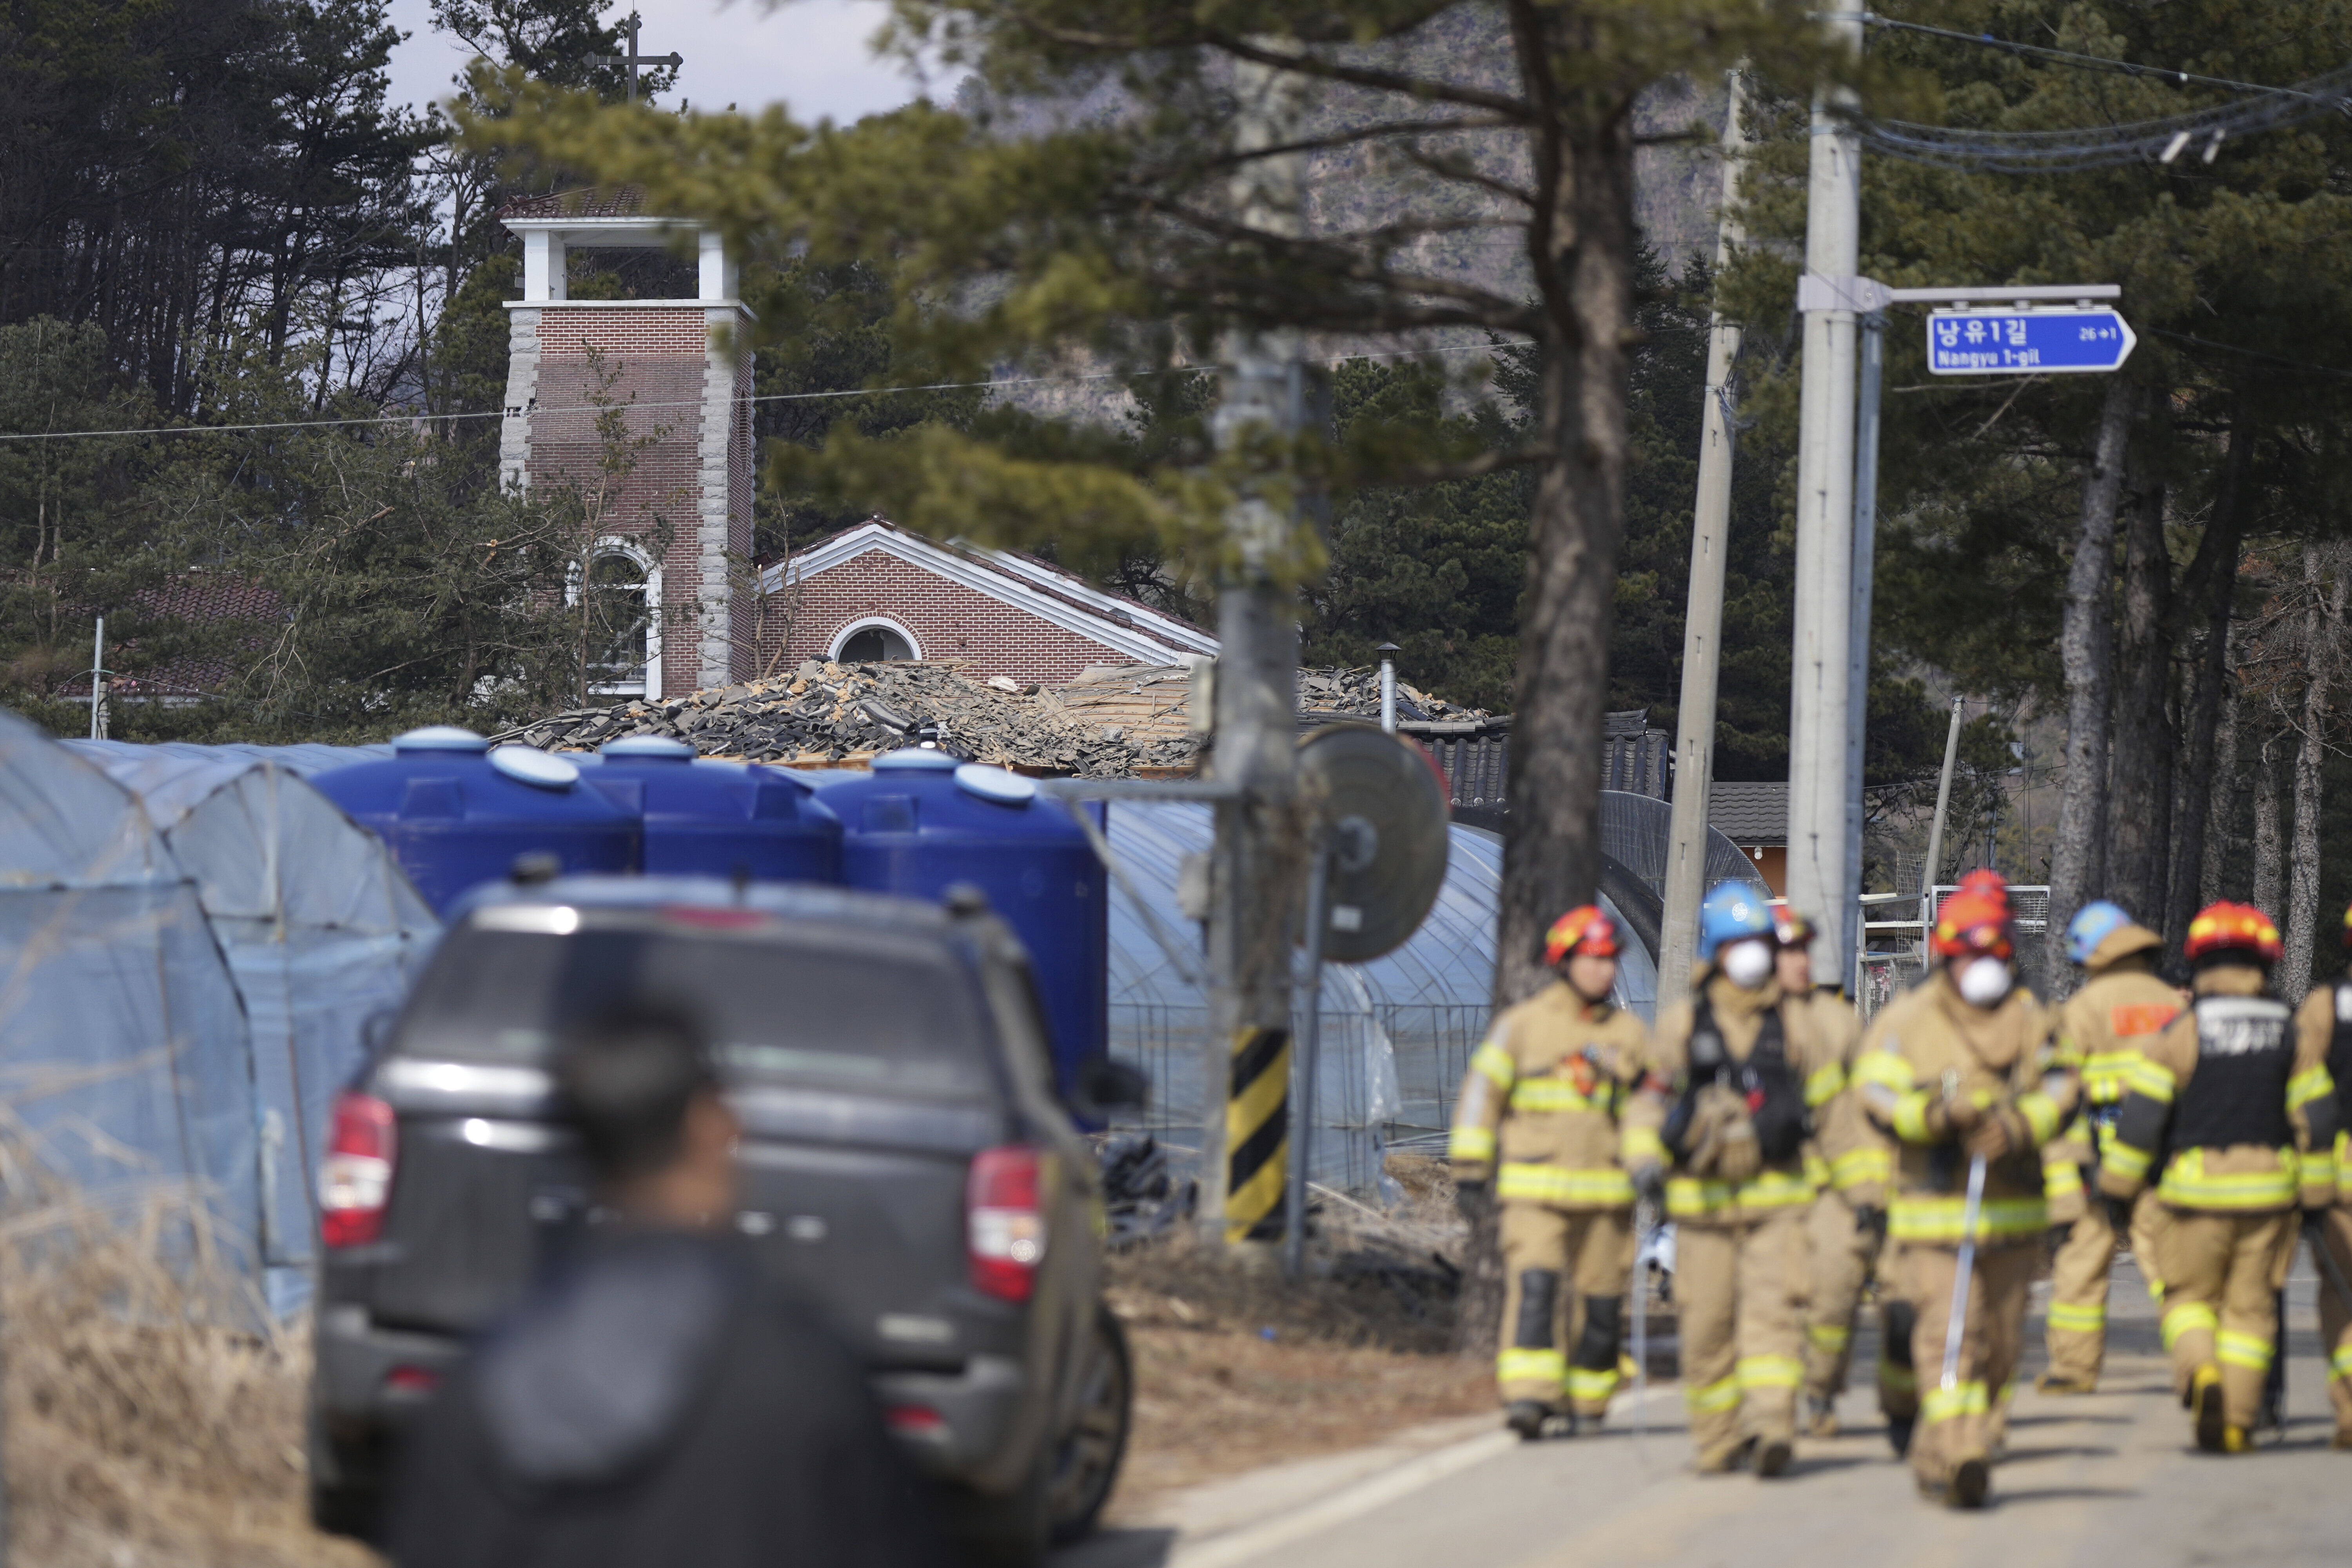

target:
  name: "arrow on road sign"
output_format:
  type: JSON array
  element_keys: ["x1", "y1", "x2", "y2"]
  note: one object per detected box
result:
[{"x1": 1926, "y1": 307, "x2": 2137, "y2": 376}]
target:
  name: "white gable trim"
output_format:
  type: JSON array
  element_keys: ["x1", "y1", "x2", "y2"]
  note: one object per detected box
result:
[{"x1": 762, "y1": 522, "x2": 1219, "y2": 666}]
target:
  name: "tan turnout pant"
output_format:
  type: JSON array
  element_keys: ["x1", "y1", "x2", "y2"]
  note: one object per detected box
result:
[
  {"x1": 1802, "y1": 1192, "x2": 1879, "y2": 1401},
  {"x1": 2158, "y1": 1209, "x2": 2298, "y2": 1434},
  {"x1": 1677, "y1": 1206, "x2": 1808, "y2": 1463},
  {"x1": 2043, "y1": 1188, "x2": 2170, "y2": 1385},
  {"x1": 1903, "y1": 1241, "x2": 2034, "y2": 1491},
  {"x1": 1495, "y1": 1202, "x2": 1632, "y2": 1415},
  {"x1": 2314, "y1": 1206, "x2": 2352, "y2": 1443}
]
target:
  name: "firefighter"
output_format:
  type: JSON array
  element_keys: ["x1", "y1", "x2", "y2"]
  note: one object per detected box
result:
[
  {"x1": 2036, "y1": 900, "x2": 2184, "y2": 1394},
  {"x1": 1780, "y1": 908, "x2": 1889, "y2": 1437},
  {"x1": 1624, "y1": 883, "x2": 1840, "y2": 1477},
  {"x1": 1450, "y1": 905, "x2": 1651, "y2": 1439},
  {"x1": 1853, "y1": 876, "x2": 2071, "y2": 1508},
  {"x1": 2291, "y1": 900, "x2": 2352, "y2": 1450},
  {"x1": 2101, "y1": 902, "x2": 2340, "y2": 1453}
]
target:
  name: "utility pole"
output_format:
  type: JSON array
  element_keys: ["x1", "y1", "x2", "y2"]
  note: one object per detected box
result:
[
  {"x1": 1788, "y1": 15, "x2": 1867, "y2": 988},
  {"x1": 1842, "y1": 311, "x2": 1885, "y2": 988},
  {"x1": 1659, "y1": 70, "x2": 1750, "y2": 1006},
  {"x1": 1201, "y1": 55, "x2": 1305, "y2": 1253}
]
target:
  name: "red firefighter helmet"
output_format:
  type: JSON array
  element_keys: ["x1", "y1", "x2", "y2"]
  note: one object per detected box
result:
[
  {"x1": 1931, "y1": 889, "x2": 2014, "y2": 961},
  {"x1": 1770, "y1": 903, "x2": 1818, "y2": 949},
  {"x1": 1545, "y1": 905, "x2": 1620, "y2": 965},
  {"x1": 2184, "y1": 902, "x2": 2282, "y2": 966}
]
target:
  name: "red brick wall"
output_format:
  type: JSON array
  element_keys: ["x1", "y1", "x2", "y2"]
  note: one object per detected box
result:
[{"x1": 761, "y1": 549, "x2": 1137, "y2": 686}]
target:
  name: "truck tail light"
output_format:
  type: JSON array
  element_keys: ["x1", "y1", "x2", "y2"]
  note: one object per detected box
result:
[
  {"x1": 320, "y1": 1092, "x2": 397, "y2": 1248},
  {"x1": 967, "y1": 1145, "x2": 1047, "y2": 1302}
]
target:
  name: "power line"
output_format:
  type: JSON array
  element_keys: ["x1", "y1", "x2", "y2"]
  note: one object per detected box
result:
[
  {"x1": 0, "y1": 339, "x2": 1519, "y2": 443},
  {"x1": 1860, "y1": 14, "x2": 2335, "y2": 102}
]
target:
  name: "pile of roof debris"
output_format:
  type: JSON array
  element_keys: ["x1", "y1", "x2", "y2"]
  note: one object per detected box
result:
[{"x1": 496, "y1": 660, "x2": 1496, "y2": 777}]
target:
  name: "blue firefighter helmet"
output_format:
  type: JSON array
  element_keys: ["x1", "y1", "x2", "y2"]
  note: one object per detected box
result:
[
  {"x1": 2064, "y1": 900, "x2": 2132, "y2": 967},
  {"x1": 1698, "y1": 882, "x2": 1774, "y2": 960}
]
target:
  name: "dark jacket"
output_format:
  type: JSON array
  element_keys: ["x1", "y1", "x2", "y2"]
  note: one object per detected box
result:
[{"x1": 389, "y1": 1226, "x2": 943, "y2": 1568}]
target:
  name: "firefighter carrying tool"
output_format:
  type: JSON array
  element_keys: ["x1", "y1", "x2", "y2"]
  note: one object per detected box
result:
[
  {"x1": 2290, "y1": 899, "x2": 2352, "y2": 1450},
  {"x1": 1779, "y1": 907, "x2": 1886, "y2": 1438},
  {"x1": 1626, "y1": 884, "x2": 1841, "y2": 1477},
  {"x1": 1451, "y1": 905, "x2": 1651, "y2": 1439},
  {"x1": 2037, "y1": 901, "x2": 2183, "y2": 1395},
  {"x1": 1855, "y1": 876, "x2": 2072, "y2": 1509},
  {"x1": 2104, "y1": 902, "x2": 2341, "y2": 1454}
]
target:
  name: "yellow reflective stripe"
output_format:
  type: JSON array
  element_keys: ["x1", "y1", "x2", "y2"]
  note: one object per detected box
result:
[
  {"x1": 2081, "y1": 1050, "x2": 2138, "y2": 1103},
  {"x1": 2303, "y1": 1149, "x2": 2339, "y2": 1192},
  {"x1": 2287, "y1": 1064, "x2": 2336, "y2": 1112},
  {"x1": 1621, "y1": 1126, "x2": 1666, "y2": 1164},
  {"x1": 2157, "y1": 1149, "x2": 2298, "y2": 1211},
  {"x1": 2216, "y1": 1330, "x2": 2274, "y2": 1372},
  {"x1": 1805, "y1": 1063, "x2": 1847, "y2": 1109},
  {"x1": 1804, "y1": 1154, "x2": 1832, "y2": 1189},
  {"x1": 1684, "y1": 1374, "x2": 1741, "y2": 1414},
  {"x1": 2042, "y1": 1160, "x2": 2084, "y2": 1198},
  {"x1": 2330, "y1": 1345, "x2": 2352, "y2": 1382},
  {"x1": 1877, "y1": 1361, "x2": 1918, "y2": 1394},
  {"x1": 1508, "y1": 1078, "x2": 1618, "y2": 1114},
  {"x1": 1852, "y1": 1051, "x2": 1916, "y2": 1093},
  {"x1": 1448, "y1": 1125, "x2": 1497, "y2": 1163},
  {"x1": 2046, "y1": 1301, "x2": 2106, "y2": 1334},
  {"x1": 1496, "y1": 1163, "x2": 1636, "y2": 1207},
  {"x1": 1666, "y1": 1176, "x2": 1732, "y2": 1216},
  {"x1": 1921, "y1": 1381, "x2": 1989, "y2": 1425},
  {"x1": 2102, "y1": 1142, "x2": 2152, "y2": 1183},
  {"x1": 2122, "y1": 1057, "x2": 2178, "y2": 1104},
  {"x1": 1497, "y1": 1347, "x2": 1565, "y2": 1384},
  {"x1": 1887, "y1": 1194, "x2": 2049, "y2": 1242},
  {"x1": 1831, "y1": 1146, "x2": 1893, "y2": 1189},
  {"x1": 1738, "y1": 1354, "x2": 1804, "y2": 1390},
  {"x1": 1471, "y1": 1042, "x2": 1517, "y2": 1089},
  {"x1": 1807, "y1": 1321, "x2": 1851, "y2": 1352},
  {"x1": 1668, "y1": 1169, "x2": 1818, "y2": 1217},
  {"x1": 1891, "y1": 1091, "x2": 1934, "y2": 1143},
  {"x1": 2016, "y1": 1090, "x2": 2063, "y2": 1146},
  {"x1": 1741, "y1": 1170, "x2": 1818, "y2": 1208},
  {"x1": 2161, "y1": 1303, "x2": 2218, "y2": 1350},
  {"x1": 1565, "y1": 1365, "x2": 1620, "y2": 1402}
]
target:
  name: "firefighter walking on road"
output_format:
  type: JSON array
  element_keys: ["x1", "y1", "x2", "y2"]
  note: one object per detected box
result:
[
  {"x1": 2037, "y1": 901, "x2": 2183, "y2": 1395},
  {"x1": 1625, "y1": 884, "x2": 1843, "y2": 1477},
  {"x1": 1450, "y1": 906, "x2": 1651, "y2": 1439},
  {"x1": 2291, "y1": 901, "x2": 2352, "y2": 1450},
  {"x1": 2102, "y1": 902, "x2": 2341, "y2": 1453},
  {"x1": 1855, "y1": 876, "x2": 2072, "y2": 1508},
  {"x1": 1778, "y1": 908, "x2": 1884, "y2": 1437}
]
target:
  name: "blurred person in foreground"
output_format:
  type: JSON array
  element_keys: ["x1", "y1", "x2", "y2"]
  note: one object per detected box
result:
[{"x1": 389, "y1": 1000, "x2": 944, "y2": 1568}]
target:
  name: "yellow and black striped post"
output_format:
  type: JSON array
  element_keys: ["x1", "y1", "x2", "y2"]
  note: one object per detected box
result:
[{"x1": 1224, "y1": 1025, "x2": 1292, "y2": 1243}]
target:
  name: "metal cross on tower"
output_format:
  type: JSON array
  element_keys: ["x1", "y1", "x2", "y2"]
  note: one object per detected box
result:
[{"x1": 588, "y1": 11, "x2": 682, "y2": 103}]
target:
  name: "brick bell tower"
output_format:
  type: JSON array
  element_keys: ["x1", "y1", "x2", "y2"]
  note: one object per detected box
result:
[{"x1": 499, "y1": 190, "x2": 755, "y2": 699}]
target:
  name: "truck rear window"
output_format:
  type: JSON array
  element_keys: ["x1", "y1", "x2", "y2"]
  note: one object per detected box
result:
[{"x1": 397, "y1": 921, "x2": 994, "y2": 1098}]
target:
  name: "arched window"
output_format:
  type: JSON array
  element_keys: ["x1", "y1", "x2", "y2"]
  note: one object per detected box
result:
[
  {"x1": 831, "y1": 617, "x2": 919, "y2": 662},
  {"x1": 581, "y1": 543, "x2": 662, "y2": 697}
]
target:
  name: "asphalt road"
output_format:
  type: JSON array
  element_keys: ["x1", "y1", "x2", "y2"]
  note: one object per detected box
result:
[{"x1": 1068, "y1": 1249, "x2": 2350, "y2": 1568}]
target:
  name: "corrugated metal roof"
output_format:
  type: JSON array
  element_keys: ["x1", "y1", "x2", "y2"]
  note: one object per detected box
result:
[{"x1": 1708, "y1": 780, "x2": 1788, "y2": 842}]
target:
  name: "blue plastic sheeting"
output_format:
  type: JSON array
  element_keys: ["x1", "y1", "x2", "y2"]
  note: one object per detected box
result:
[
  {"x1": 59, "y1": 738, "x2": 438, "y2": 1314},
  {"x1": 1100, "y1": 803, "x2": 1661, "y2": 1196},
  {"x1": 67, "y1": 739, "x2": 394, "y2": 778},
  {"x1": 1, "y1": 714, "x2": 263, "y2": 1281}
]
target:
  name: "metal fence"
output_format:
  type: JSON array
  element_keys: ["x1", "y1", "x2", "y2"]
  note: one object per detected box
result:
[{"x1": 1858, "y1": 884, "x2": 2053, "y2": 1021}]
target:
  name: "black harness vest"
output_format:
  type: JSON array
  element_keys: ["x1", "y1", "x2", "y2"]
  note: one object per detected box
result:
[
  {"x1": 2173, "y1": 995, "x2": 2293, "y2": 1153},
  {"x1": 1665, "y1": 995, "x2": 1809, "y2": 1165}
]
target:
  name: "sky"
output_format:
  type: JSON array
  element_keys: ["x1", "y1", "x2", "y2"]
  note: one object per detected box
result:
[{"x1": 381, "y1": 0, "x2": 946, "y2": 126}]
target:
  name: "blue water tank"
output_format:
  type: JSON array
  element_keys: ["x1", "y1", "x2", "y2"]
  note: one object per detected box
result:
[
  {"x1": 309, "y1": 728, "x2": 641, "y2": 914},
  {"x1": 577, "y1": 736, "x2": 841, "y2": 884},
  {"x1": 818, "y1": 750, "x2": 1107, "y2": 1093}
]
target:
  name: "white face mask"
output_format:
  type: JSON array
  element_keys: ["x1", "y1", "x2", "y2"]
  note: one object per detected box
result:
[
  {"x1": 1719, "y1": 938, "x2": 1773, "y2": 990},
  {"x1": 1956, "y1": 955, "x2": 2014, "y2": 1007}
]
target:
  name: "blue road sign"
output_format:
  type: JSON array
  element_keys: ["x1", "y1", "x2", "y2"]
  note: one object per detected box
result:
[{"x1": 1926, "y1": 307, "x2": 2137, "y2": 375}]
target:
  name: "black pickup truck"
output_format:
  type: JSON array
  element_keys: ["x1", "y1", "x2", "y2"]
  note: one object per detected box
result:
[{"x1": 308, "y1": 875, "x2": 1136, "y2": 1564}]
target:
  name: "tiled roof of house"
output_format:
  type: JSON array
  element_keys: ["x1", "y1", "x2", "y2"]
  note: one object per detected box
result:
[
  {"x1": 51, "y1": 575, "x2": 282, "y2": 700},
  {"x1": 1707, "y1": 780, "x2": 1788, "y2": 843},
  {"x1": 499, "y1": 185, "x2": 652, "y2": 221}
]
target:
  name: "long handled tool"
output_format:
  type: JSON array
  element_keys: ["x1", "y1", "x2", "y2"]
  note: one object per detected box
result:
[{"x1": 1941, "y1": 1152, "x2": 1988, "y2": 1394}]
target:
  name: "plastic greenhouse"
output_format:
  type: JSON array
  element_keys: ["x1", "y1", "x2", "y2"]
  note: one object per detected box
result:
[{"x1": 44, "y1": 736, "x2": 437, "y2": 1313}]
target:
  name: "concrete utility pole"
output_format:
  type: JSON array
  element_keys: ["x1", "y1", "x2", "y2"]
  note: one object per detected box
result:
[
  {"x1": 1842, "y1": 311, "x2": 1886, "y2": 990},
  {"x1": 1659, "y1": 71, "x2": 1751, "y2": 1007},
  {"x1": 1201, "y1": 56, "x2": 1306, "y2": 1252},
  {"x1": 1788, "y1": 15, "x2": 1866, "y2": 988}
]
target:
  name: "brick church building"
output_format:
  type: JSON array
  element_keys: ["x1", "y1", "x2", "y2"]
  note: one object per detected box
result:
[{"x1": 497, "y1": 191, "x2": 1213, "y2": 698}]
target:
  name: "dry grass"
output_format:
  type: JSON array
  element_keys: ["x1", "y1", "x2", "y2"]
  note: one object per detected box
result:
[
  {"x1": 2, "y1": 1183, "x2": 374, "y2": 1568},
  {"x1": 1101, "y1": 1154, "x2": 1492, "y2": 1517}
]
